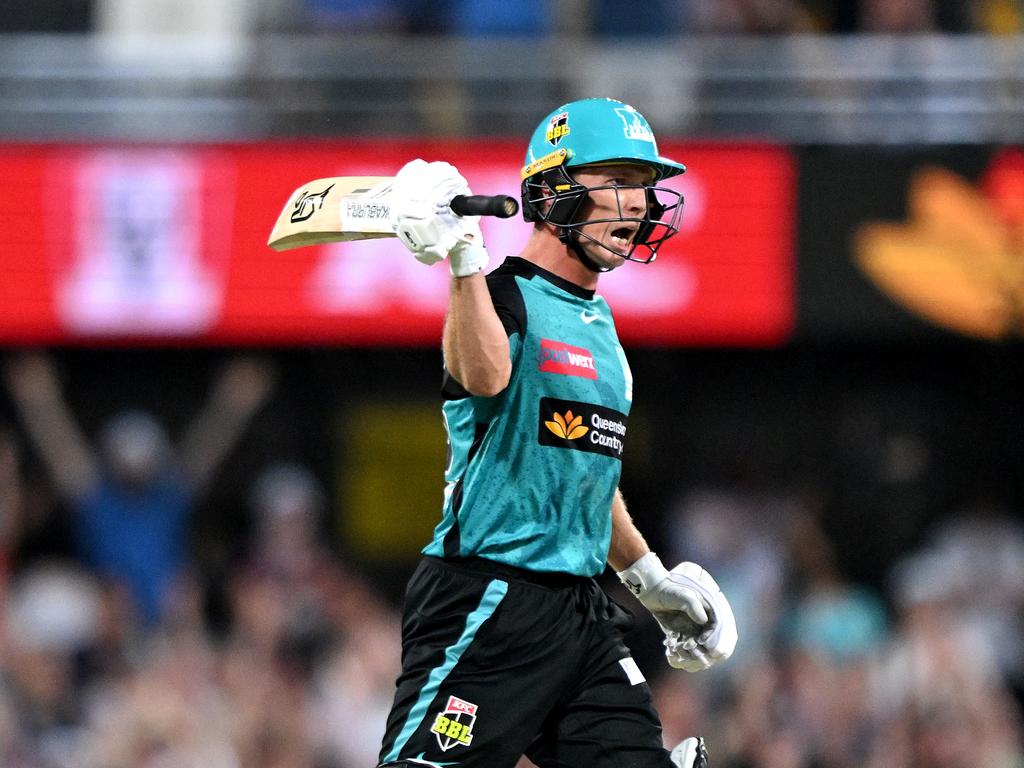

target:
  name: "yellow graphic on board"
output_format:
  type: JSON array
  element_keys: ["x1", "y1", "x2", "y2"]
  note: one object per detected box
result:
[{"x1": 855, "y1": 159, "x2": 1024, "y2": 340}]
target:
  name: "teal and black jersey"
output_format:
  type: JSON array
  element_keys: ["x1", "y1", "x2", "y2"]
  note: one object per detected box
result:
[{"x1": 423, "y1": 257, "x2": 634, "y2": 577}]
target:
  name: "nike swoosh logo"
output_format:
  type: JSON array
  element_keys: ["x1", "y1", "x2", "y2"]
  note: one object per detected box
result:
[{"x1": 580, "y1": 310, "x2": 601, "y2": 324}]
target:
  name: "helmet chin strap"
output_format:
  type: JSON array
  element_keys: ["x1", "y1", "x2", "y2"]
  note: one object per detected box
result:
[{"x1": 559, "y1": 228, "x2": 609, "y2": 273}]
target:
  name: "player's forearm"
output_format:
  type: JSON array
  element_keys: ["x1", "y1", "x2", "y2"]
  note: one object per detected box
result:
[
  {"x1": 607, "y1": 488, "x2": 651, "y2": 571},
  {"x1": 443, "y1": 273, "x2": 511, "y2": 397}
]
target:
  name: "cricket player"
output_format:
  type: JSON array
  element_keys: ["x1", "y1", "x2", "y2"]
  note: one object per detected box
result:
[{"x1": 378, "y1": 98, "x2": 737, "y2": 768}]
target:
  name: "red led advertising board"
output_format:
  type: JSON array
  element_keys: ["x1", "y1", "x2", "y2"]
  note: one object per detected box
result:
[{"x1": 0, "y1": 142, "x2": 793, "y2": 346}]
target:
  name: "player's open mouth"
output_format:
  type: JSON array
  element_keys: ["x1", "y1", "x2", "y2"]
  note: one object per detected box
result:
[{"x1": 610, "y1": 226, "x2": 635, "y2": 252}]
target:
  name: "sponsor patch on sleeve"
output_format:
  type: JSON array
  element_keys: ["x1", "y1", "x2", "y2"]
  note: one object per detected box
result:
[{"x1": 538, "y1": 397, "x2": 627, "y2": 460}]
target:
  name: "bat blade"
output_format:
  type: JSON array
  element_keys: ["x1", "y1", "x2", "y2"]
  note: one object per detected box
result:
[{"x1": 267, "y1": 176, "x2": 397, "y2": 251}]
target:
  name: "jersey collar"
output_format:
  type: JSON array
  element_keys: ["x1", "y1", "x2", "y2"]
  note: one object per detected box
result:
[{"x1": 501, "y1": 257, "x2": 596, "y2": 301}]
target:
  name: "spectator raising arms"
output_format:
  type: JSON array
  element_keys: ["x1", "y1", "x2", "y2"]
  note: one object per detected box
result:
[{"x1": 4, "y1": 352, "x2": 275, "y2": 626}]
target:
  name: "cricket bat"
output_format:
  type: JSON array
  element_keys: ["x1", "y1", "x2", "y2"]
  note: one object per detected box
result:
[{"x1": 267, "y1": 176, "x2": 519, "y2": 251}]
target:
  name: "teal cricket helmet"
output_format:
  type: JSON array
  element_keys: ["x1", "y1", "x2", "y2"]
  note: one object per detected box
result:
[
  {"x1": 520, "y1": 98, "x2": 686, "y2": 268},
  {"x1": 521, "y1": 98, "x2": 686, "y2": 185}
]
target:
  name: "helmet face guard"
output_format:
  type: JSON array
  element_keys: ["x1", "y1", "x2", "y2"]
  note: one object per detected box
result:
[{"x1": 522, "y1": 163, "x2": 684, "y2": 265}]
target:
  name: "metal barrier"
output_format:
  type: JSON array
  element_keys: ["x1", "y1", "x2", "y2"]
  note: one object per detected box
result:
[{"x1": 0, "y1": 33, "x2": 1021, "y2": 142}]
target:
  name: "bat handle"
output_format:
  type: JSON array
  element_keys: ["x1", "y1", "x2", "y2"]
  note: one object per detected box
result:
[{"x1": 450, "y1": 194, "x2": 519, "y2": 219}]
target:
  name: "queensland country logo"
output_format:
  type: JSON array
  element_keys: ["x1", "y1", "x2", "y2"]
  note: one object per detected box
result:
[
  {"x1": 545, "y1": 112, "x2": 570, "y2": 146},
  {"x1": 430, "y1": 695, "x2": 477, "y2": 752},
  {"x1": 538, "y1": 398, "x2": 627, "y2": 460},
  {"x1": 538, "y1": 338, "x2": 598, "y2": 379},
  {"x1": 855, "y1": 150, "x2": 1024, "y2": 340},
  {"x1": 545, "y1": 410, "x2": 588, "y2": 440}
]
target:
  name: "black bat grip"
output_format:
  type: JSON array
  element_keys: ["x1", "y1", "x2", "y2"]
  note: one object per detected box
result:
[{"x1": 450, "y1": 194, "x2": 519, "y2": 219}]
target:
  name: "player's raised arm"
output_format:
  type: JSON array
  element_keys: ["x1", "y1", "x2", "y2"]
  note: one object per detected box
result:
[{"x1": 390, "y1": 159, "x2": 511, "y2": 397}]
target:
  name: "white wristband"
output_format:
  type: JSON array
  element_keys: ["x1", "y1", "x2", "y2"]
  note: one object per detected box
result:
[
  {"x1": 449, "y1": 243, "x2": 489, "y2": 278},
  {"x1": 617, "y1": 552, "x2": 668, "y2": 599}
]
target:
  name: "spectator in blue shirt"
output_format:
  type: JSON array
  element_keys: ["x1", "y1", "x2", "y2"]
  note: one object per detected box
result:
[{"x1": 4, "y1": 353, "x2": 275, "y2": 625}]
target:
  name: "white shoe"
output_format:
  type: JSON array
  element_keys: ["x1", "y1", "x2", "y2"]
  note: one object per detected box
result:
[{"x1": 670, "y1": 736, "x2": 709, "y2": 768}]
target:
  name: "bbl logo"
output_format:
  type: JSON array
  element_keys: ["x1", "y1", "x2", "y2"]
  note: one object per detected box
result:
[
  {"x1": 430, "y1": 695, "x2": 478, "y2": 751},
  {"x1": 545, "y1": 112, "x2": 570, "y2": 146}
]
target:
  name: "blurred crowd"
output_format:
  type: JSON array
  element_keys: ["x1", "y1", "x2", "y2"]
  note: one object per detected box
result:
[
  {"x1": 298, "y1": 0, "x2": 1024, "y2": 35},
  {"x1": 651, "y1": 488, "x2": 1024, "y2": 768},
  {"x1": 0, "y1": 352, "x2": 401, "y2": 768},
  {"x1": 0, "y1": 351, "x2": 1022, "y2": 768},
  {"x1": 5, "y1": 0, "x2": 1024, "y2": 35}
]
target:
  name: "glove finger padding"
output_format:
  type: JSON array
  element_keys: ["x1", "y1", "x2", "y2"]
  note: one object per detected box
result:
[
  {"x1": 391, "y1": 159, "x2": 470, "y2": 207},
  {"x1": 669, "y1": 562, "x2": 738, "y2": 663},
  {"x1": 390, "y1": 159, "x2": 487, "y2": 275},
  {"x1": 664, "y1": 633, "x2": 714, "y2": 672}
]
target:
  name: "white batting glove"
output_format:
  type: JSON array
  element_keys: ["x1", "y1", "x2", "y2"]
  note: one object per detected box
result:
[
  {"x1": 671, "y1": 737, "x2": 709, "y2": 768},
  {"x1": 663, "y1": 562, "x2": 737, "y2": 671},
  {"x1": 619, "y1": 552, "x2": 709, "y2": 636},
  {"x1": 390, "y1": 159, "x2": 489, "y2": 278},
  {"x1": 618, "y1": 553, "x2": 737, "y2": 672}
]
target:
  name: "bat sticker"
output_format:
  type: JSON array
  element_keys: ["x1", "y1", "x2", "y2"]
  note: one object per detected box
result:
[{"x1": 290, "y1": 184, "x2": 335, "y2": 223}]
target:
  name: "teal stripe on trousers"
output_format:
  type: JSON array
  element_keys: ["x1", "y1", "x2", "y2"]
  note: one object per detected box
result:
[{"x1": 383, "y1": 578, "x2": 509, "y2": 763}]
